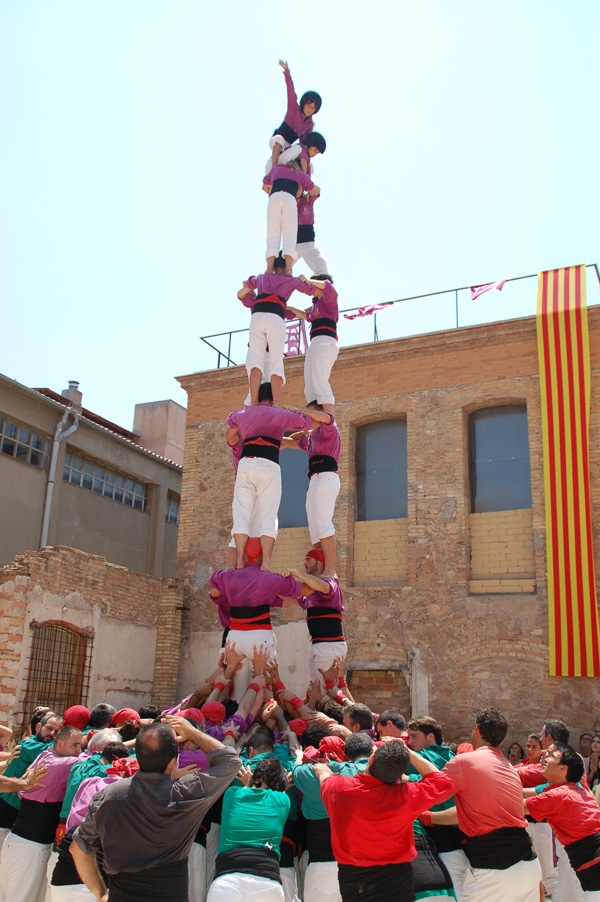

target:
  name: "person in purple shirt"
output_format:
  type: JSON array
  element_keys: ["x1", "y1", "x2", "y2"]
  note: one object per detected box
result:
[
  {"x1": 282, "y1": 405, "x2": 341, "y2": 576},
  {"x1": 269, "y1": 60, "x2": 322, "y2": 170},
  {"x1": 282, "y1": 548, "x2": 347, "y2": 690},
  {"x1": 238, "y1": 254, "x2": 316, "y2": 405},
  {"x1": 0, "y1": 724, "x2": 83, "y2": 902},
  {"x1": 209, "y1": 564, "x2": 302, "y2": 700},
  {"x1": 263, "y1": 161, "x2": 318, "y2": 274},
  {"x1": 226, "y1": 383, "x2": 328, "y2": 568},
  {"x1": 295, "y1": 189, "x2": 328, "y2": 274},
  {"x1": 287, "y1": 275, "x2": 339, "y2": 414}
]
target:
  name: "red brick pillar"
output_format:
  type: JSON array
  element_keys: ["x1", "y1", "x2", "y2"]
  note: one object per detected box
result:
[{"x1": 152, "y1": 578, "x2": 184, "y2": 709}]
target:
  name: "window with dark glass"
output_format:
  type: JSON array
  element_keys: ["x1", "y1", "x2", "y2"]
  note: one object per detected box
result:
[
  {"x1": 166, "y1": 492, "x2": 180, "y2": 525},
  {"x1": 0, "y1": 415, "x2": 50, "y2": 469},
  {"x1": 356, "y1": 420, "x2": 407, "y2": 521},
  {"x1": 470, "y1": 405, "x2": 532, "y2": 513},
  {"x1": 63, "y1": 450, "x2": 147, "y2": 511},
  {"x1": 278, "y1": 448, "x2": 309, "y2": 528}
]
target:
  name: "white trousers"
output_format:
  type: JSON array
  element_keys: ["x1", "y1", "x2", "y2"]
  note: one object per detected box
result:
[
  {"x1": 205, "y1": 823, "x2": 220, "y2": 890},
  {"x1": 0, "y1": 828, "x2": 9, "y2": 864},
  {"x1": 188, "y1": 841, "x2": 207, "y2": 902},
  {"x1": 280, "y1": 866, "x2": 300, "y2": 902},
  {"x1": 439, "y1": 849, "x2": 470, "y2": 902},
  {"x1": 232, "y1": 458, "x2": 281, "y2": 540},
  {"x1": 50, "y1": 886, "x2": 95, "y2": 902},
  {"x1": 309, "y1": 641, "x2": 348, "y2": 688},
  {"x1": 461, "y1": 857, "x2": 541, "y2": 902},
  {"x1": 208, "y1": 872, "x2": 284, "y2": 901},
  {"x1": 266, "y1": 142, "x2": 304, "y2": 174},
  {"x1": 553, "y1": 838, "x2": 585, "y2": 902},
  {"x1": 267, "y1": 192, "x2": 299, "y2": 262},
  {"x1": 304, "y1": 860, "x2": 341, "y2": 902},
  {"x1": 304, "y1": 336, "x2": 338, "y2": 407},
  {"x1": 296, "y1": 242, "x2": 328, "y2": 275},
  {"x1": 227, "y1": 629, "x2": 277, "y2": 702},
  {"x1": 246, "y1": 312, "x2": 286, "y2": 382},
  {"x1": 305, "y1": 471, "x2": 340, "y2": 543},
  {"x1": 0, "y1": 832, "x2": 52, "y2": 902},
  {"x1": 526, "y1": 822, "x2": 555, "y2": 894}
]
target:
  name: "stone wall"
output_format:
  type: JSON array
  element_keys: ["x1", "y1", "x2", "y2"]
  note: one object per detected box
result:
[{"x1": 176, "y1": 311, "x2": 600, "y2": 742}]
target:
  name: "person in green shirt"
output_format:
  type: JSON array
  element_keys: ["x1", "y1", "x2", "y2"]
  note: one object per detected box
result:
[
  {"x1": 208, "y1": 757, "x2": 290, "y2": 902},
  {"x1": 0, "y1": 711, "x2": 62, "y2": 849}
]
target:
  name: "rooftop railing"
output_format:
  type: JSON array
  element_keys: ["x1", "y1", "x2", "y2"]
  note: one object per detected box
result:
[{"x1": 199, "y1": 264, "x2": 600, "y2": 371}]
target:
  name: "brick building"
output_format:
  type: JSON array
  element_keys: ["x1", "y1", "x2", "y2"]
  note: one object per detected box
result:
[
  {"x1": 0, "y1": 376, "x2": 185, "y2": 725},
  {"x1": 176, "y1": 308, "x2": 600, "y2": 742}
]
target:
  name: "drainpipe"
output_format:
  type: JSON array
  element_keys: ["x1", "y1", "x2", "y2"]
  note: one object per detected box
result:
[{"x1": 40, "y1": 408, "x2": 80, "y2": 548}]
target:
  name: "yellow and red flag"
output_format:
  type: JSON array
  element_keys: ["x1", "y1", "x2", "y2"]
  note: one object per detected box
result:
[{"x1": 536, "y1": 265, "x2": 600, "y2": 676}]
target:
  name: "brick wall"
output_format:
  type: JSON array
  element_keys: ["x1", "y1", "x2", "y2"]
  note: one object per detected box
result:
[
  {"x1": 176, "y1": 310, "x2": 600, "y2": 741},
  {"x1": 470, "y1": 508, "x2": 536, "y2": 593},
  {"x1": 353, "y1": 518, "x2": 408, "y2": 585},
  {"x1": 0, "y1": 546, "x2": 183, "y2": 724}
]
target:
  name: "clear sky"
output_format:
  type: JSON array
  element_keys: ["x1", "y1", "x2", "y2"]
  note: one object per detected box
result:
[{"x1": 1, "y1": 1, "x2": 598, "y2": 429}]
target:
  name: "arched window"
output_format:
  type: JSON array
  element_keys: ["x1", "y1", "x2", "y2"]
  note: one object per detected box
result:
[
  {"x1": 356, "y1": 420, "x2": 407, "y2": 521},
  {"x1": 278, "y1": 448, "x2": 309, "y2": 528},
  {"x1": 21, "y1": 621, "x2": 93, "y2": 722},
  {"x1": 469, "y1": 406, "x2": 532, "y2": 512}
]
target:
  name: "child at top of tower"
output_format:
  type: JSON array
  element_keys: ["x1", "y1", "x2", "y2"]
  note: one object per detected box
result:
[{"x1": 270, "y1": 60, "x2": 322, "y2": 170}]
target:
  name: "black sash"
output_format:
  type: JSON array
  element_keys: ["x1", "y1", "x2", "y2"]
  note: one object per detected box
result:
[
  {"x1": 309, "y1": 317, "x2": 337, "y2": 340},
  {"x1": 273, "y1": 121, "x2": 298, "y2": 144},
  {"x1": 297, "y1": 223, "x2": 316, "y2": 243},
  {"x1": 215, "y1": 847, "x2": 281, "y2": 884},
  {"x1": 306, "y1": 817, "x2": 335, "y2": 862},
  {"x1": 280, "y1": 817, "x2": 297, "y2": 868},
  {"x1": 108, "y1": 859, "x2": 188, "y2": 902},
  {"x1": 464, "y1": 825, "x2": 535, "y2": 869},
  {"x1": 337, "y1": 862, "x2": 414, "y2": 902},
  {"x1": 308, "y1": 454, "x2": 338, "y2": 476},
  {"x1": 241, "y1": 435, "x2": 281, "y2": 464},
  {"x1": 229, "y1": 604, "x2": 272, "y2": 631},
  {"x1": 565, "y1": 832, "x2": 600, "y2": 891},
  {"x1": 307, "y1": 607, "x2": 345, "y2": 643},
  {"x1": 12, "y1": 798, "x2": 62, "y2": 845},
  {"x1": 0, "y1": 797, "x2": 19, "y2": 828},
  {"x1": 271, "y1": 178, "x2": 298, "y2": 197},
  {"x1": 51, "y1": 828, "x2": 107, "y2": 887},
  {"x1": 252, "y1": 293, "x2": 287, "y2": 319},
  {"x1": 424, "y1": 822, "x2": 465, "y2": 854},
  {"x1": 412, "y1": 832, "x2": 454, "y2": 892}
]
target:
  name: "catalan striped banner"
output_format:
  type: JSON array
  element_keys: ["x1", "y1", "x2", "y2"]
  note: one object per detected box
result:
[{"x1": 536, "y1": 265, "x2": 600, "y2": 676}]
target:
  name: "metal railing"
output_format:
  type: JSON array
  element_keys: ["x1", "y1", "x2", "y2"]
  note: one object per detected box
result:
[{"x1": 199, "y1": 264, "x2": 600, "y2": 370}]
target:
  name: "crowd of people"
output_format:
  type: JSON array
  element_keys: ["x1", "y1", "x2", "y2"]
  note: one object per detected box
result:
[
  {"x1": 2, "y1": 659, "x2": 600, "y2": 902},
  {"x1": 2, "y1": 62, "x2": 600, "y2": 902}
]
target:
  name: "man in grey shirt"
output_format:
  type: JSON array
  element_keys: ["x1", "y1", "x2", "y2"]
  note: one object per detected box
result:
[{"x1": 71, "y1": 716, "x2": 241, "y2": 902}]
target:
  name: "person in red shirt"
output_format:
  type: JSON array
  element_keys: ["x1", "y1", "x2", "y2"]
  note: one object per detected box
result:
[
  {"x1": 442, "y1": 707, "x2": 542, "y2": 902},
  {"x1": 314, "y1": 738, "x2": 453, "y2": 901},
  {"x1": 526, "y1": 744, "x2": 600, "y2": 899}
]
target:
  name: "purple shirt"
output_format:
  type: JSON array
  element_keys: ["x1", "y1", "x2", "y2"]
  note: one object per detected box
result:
[
  {"x1": 66, "y1": 774, "x2": 120, "y2": 830},
  {"x1": 228, "y1": 403, "x2": 313, "y2": 443},
  {"x1": 298, "y1": 576, "x2": 344, "y2": 611},
  {"x1": 263, "y1": 165, "x2": 314, "y2": 193},
  {"x1": 20, "y1": 748, "x2": 82, "y2": 803},
  {"x1": 282, "y1": 68, "x2": 315, "y2": 143},
  {"x1": 241, "y1": 273, "x2": 315, "y2": 309},
  {"x1": 298, "y1": 414, "x2": 341, "y2": 463},
  {"x1": 209, "y1": 568, "x2": 302, "y2": 628},
  {"x1": 298, "y1": 192, "x2": 318, "y2": 226},
  {"x1": 306, "y1": 282, "x2": 338, "y2": 325}
]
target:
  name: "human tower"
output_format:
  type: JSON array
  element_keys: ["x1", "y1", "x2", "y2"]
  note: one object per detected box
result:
[{"x1": 208, "y1": 61, "x2": 346, "y2": 702}]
